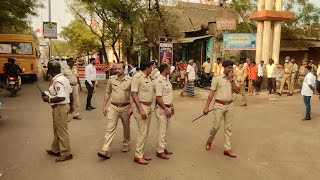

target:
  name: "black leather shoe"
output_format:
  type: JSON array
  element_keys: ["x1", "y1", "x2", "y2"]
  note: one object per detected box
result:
[
  {"x1": 302, "y1": 117, "x2": 311, "y2": 121},
  {"x1": 86, "y1": 107, "x2": 92, "y2": 111},
  {"x1": 90, "y1": 106, "x2": 96, "y2": 110}
]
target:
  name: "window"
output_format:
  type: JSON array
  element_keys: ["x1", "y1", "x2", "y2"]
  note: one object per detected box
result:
[{"x1": 0, "y1": 42, "x2": 33, "y2": 55}]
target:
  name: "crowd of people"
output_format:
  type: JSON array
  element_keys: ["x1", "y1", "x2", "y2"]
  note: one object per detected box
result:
[{"x1": 39, "y1": 55, "x2": 319, "y2": 164}]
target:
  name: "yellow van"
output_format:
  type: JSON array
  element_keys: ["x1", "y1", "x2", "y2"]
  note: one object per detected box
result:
[{"x1": 0, "y1": 34, "x2": 38, "y2": 81}]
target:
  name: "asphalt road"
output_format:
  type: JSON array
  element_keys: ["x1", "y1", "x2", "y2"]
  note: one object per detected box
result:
[{"x1": 0, "y1": 80, "x2": 319, "y2": 180}]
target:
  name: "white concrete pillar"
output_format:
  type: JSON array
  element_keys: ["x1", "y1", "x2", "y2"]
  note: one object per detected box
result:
[
  {"x1": 272, "y1": 0, "x2": 283, "y2": 65},
  {"x1": 261, "y1": 0, "x2": 273, "y2": 64},
  {"x1": 255, "y1": 0, "x2": 265, "y2": 64}
]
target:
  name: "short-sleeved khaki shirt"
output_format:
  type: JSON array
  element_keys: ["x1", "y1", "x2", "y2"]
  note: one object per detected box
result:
[
  {"x1": 131, "y1": 71, "x2": 154, "y2": 103},
  {"x1": 62, "y1": 65, "x2": 78, "y2": 85},
  {"x1": 210, "y1": 75, "x2": 233, "y2": 102},
  {"x1": 155, "y1": 74, "x2": 173, "y2": 105},
  {"x1": 106, "y1": 75, "x2": 131, "y2": 104},
  {"x1": 235, "y1": 67, "x2": 247, "y2": 83},
  {"x1": 284, "y1": 63, "x2": 293, "y2": 74}
]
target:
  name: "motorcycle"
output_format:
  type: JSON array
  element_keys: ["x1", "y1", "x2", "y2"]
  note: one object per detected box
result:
[
  {"x1": 196, "y1": 71, "x2": 212, "y2": 88},
  {"x1": 6, "y1": 75, "x2": 21, "y2": 97}
]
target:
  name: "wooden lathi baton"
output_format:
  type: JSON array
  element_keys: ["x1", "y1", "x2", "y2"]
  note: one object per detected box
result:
[{"x1": 192, "y1": 109, "x2": 214, "y2": 122}]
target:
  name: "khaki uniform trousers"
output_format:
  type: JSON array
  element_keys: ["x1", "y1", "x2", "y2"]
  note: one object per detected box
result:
[
  {"x1": 155, "y1": 106, "x2": 170, "y2": 153},
  {"x1": 102, "y1": 104, "x2": 131, "y2": 152},
  {"x1": 208, "y1": 102, "x2": 234, "y2": 150},
  {"x1": 71, "y1": 85, "x2": 80, "y2": 117},
  {"x1": 132, "y1": 104, "x2": 152, "y2": 158},
  {"x1": 51, "y1": 104, "x2": 71, "y2": 156},
  {"x1": 279, "y1": 73, "x2": 292, "y2": 94},
  {"x1": 291, "y1": 73, "x2": 296, "y2": 91},
  {"x1": 239, "y1": 85, "x2": 247, "y2": 103}
]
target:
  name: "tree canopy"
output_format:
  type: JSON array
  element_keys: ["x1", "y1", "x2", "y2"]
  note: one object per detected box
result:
[
  {"x1": 0, "y1": 0, "x2": 42, "y2": 34},
  {"x1": 60, "y1": 19, "x2": 100, "y2": 56}
]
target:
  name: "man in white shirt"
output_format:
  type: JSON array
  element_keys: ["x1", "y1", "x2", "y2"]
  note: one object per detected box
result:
[
  {"x1": 266, "y1": 59, "x2": 277, "y2": 94},
  {"x1": 317, "y1": 63, "x2": 320, "y2": 94},
  {"x1": 42, "y1": 61, "x2": 73, "y2": 162},
  {"x1": 181, "y1": 59, "x2": 196, "y2": 96},
  {"x1": 301, "y1": 65, "x2": 316, "y2": 121},
  {"x1": 257, "y1": 60, "x2": 265, "y2": 93},
  {"x1": 85, "y1": 58, "x2": 97, "y2": 110}
]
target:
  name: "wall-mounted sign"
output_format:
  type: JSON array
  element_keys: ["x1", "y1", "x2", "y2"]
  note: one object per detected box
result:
[{"x1": 223, "y1": 33, "x2": 256, "y2": 50}]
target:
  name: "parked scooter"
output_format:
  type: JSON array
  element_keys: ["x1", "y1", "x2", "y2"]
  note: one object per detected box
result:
[{"x1": 196, "y1": 71, "x2": 212, "y2": 88}]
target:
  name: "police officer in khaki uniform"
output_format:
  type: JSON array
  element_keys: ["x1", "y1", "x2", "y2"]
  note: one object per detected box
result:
[
  {"x1": 279, "y1": 56, "x2": 293, "y2": 96},
  {"x1": 298, "y1": 60, "x2": 308, "y2": 88},
  {"x1": 150, "y1": 60, "x2": 160, "y2": 80},
  {"x1": 291, "y1": 59, "x2": 298, "y2": 90},
  {"x1": 62, "y1": 58, "x2": 82, "y2": 120},
  {"x1": 154, "y1": 63, "x2": 174, "y2": 160},
  {"x1": 42, "y1": 61, "x2": 74, "y2": 162},
  {"x1": 235, "y1": 61, "x2": 248, "y2": 106},
  {"x1": 97, "y1": 62, "x2": 132, "y2": 159},
  {"x1": 131, "y1": 60, "x2": 154, "y2": 165},
  {"x1": 203, "y1": 60, "x2": 240, "y2": 158}
]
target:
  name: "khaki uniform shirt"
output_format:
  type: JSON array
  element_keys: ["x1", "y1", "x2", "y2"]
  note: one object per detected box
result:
[
  {"x1": 62, "y1": 65, "x2": 78, "y2": 85},
  {"x1": 292, "y1": 63, "x2": 298, "y2": 73},
  {"x1": 283, "y1": 63, "x2": 293, "y2": 74},
  {"x1": 131, "y1": 71, "x2": 154, "y2": 103},
  {"x1": 155, "y1": 74, "x2": 173, "y2": 105},
  {"x1": 106, "y1": 75, "x2": 131, "y2": 104},
  {"x1": 299, "y1": 65, "x2": 307, "y2": 75},
  {"x1": 235, "y1": 67, "x2": 247, "y2": 83},
  {"x1": 150, "y1": 68, "x2": 160, "y2": 80},
  {"x1": 211, "y1": 75, "x2": 233, "y2": 102}
]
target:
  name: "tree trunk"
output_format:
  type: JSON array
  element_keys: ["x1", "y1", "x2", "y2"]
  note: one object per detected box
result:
[
  {"x1": 101, "y1": 40, "x2": 108, "y2": 64},
  {"x1": 155, "y1": 0, "x2": 169, "y2": 36},
  {"x1": 111, "y1": 43, "x2": 120, "y2": 62}
]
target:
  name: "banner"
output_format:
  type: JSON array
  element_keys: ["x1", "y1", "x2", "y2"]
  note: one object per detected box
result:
[
  {"x1": 43, "y1": 22, "x2": 57, "y2": 39},
  {"x1": 223, "y1": 33, "x2": 256, "y2": 50},
  {"x1": 77, "y1": 65, "x2": 106, "y2": 87},
  {"x1": 159, "y1": 37, "x2": 173, "y2": 65}
]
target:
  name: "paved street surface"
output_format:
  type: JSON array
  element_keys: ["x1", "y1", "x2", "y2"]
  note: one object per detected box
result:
[{"x1": 0, "y1": 80, "x2": 320, "y2": 180}]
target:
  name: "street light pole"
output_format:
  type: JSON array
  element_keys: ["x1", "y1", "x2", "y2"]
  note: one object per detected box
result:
[{"x1": 48, "y1": 0, "x2": 52, "y2": 61}]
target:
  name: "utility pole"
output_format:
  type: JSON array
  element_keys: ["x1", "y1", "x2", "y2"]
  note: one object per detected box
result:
[{"x1": 48, "y1": 0, "x2": 52, "y2": 61}]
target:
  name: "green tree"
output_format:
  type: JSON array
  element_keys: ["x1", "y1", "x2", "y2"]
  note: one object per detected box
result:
[
  {"x1": 0, "y1": 0, "x2": 42, "y2": 33},
  {"x1": 60, "y1": 19, "x2": 100, "y2": 57},
  {"x1": 51, "y1": 40, "x2": 76, "y2": 57}
]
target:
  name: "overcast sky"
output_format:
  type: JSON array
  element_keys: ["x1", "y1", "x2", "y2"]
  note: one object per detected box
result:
[{"x1": 31, "y1": 0, "x2": 319, "y2": 34}]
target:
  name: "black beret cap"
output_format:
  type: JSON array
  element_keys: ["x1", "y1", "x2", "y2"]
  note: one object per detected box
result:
[{"x1": 222, "y1": 60, "x2": 234, "y2": 67}]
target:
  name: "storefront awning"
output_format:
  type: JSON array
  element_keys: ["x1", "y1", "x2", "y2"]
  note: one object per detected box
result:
[{"x1": 177, "y1": 35, "x2": 213, "y2": 44}]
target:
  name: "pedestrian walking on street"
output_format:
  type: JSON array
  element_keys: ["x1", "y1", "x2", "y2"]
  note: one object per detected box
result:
[
  {"x1": 298, "y1": 60, "x2": 308, "y2": 88},
  {"x1": 180, "y1": 60, "x2": 196, "y2": 97},
  {"x1": 203, "y1": 60, "x2": 240, "y2": 158},
  {"x1": 154, "y1": 63, "x2": 174, "y2": 160},
  {"x1": 316, "y1": 62, "x2": 320, "y2": 95},
  {"x1": 62, "y1": 58, "x2": 83, "y2": 120},
  {"x1": 266, "y1": 59, "x2": 277, "y2": 94},
  {"x1": 235, "y1": 60, "x2": 248, "y2": 106},
  {"x1": 248, "y1": 61, "x2": 258, "y2": 95},
  {"x1": 291, "y1": 59, "x2": 299, "y2": 91},
  {"x1": 301, "y1": 66, "x2": 316, "y2": 121},
  {"x1": 85, "y1": 58, "x2": 97, "y2": 110},
  {"x1": 98, "y1": 62, "x2": 132, "y2": 159},
  {"x1": 279, "y1": 56, "x2": 293, "y2": 96},
  {"x1": 42, "y1": 61, "x2": 73, "y2": 162},
  {"x1": 257, "y1": 60, "x2": 265, "y2": 93},
  {"x1": 131, "y1": 60, "x2": 154, "y2": 165}
]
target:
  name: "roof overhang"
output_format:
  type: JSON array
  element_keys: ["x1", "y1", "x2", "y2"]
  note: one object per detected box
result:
[{"x1": 177, "y1": 35, "x2": 213, "y2": 44}]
